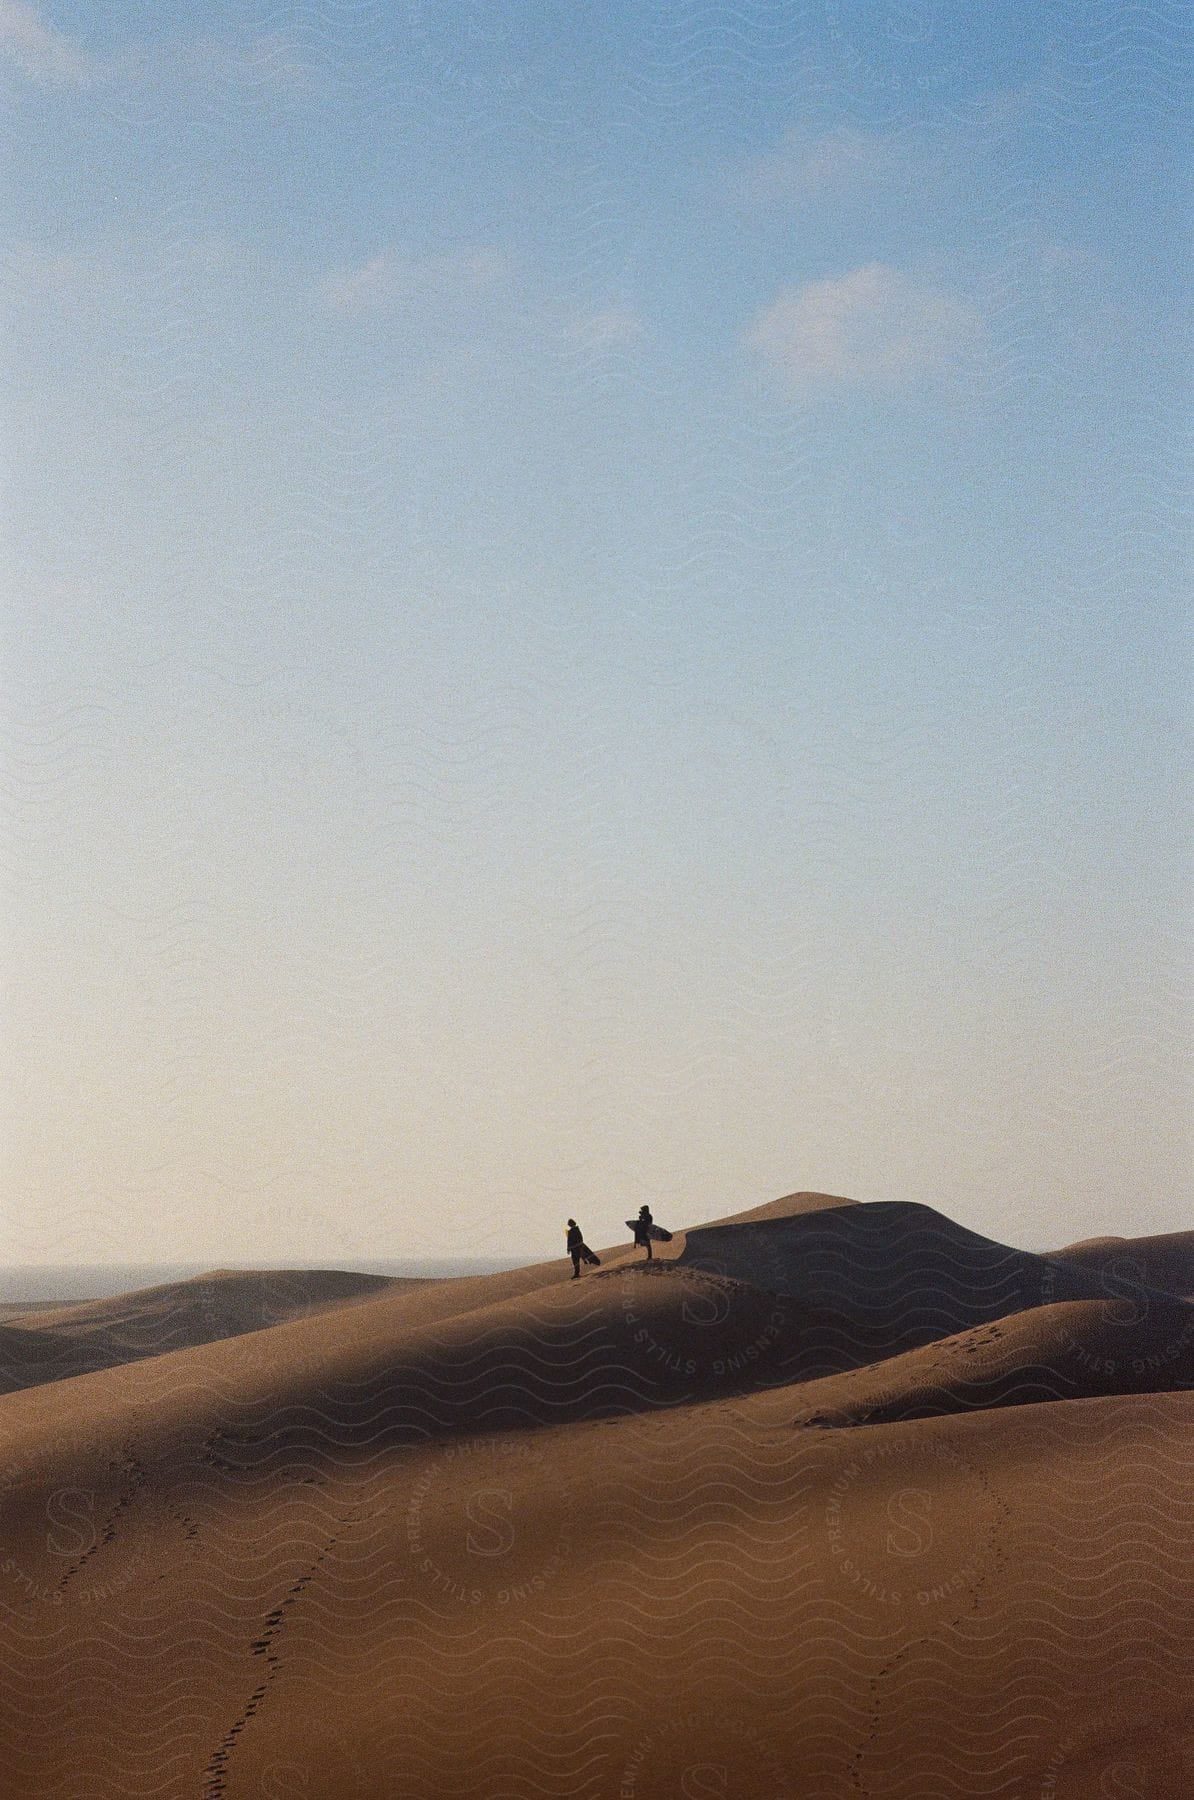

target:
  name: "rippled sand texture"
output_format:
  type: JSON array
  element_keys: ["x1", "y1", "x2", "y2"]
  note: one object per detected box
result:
[{"x1": 2, "y1": 1192, "x2": 1193, "y2": 1797}]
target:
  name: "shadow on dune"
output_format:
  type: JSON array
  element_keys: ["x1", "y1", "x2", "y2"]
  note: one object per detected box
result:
[{"x1": 1048, "y1": 1229, "x2": 1194, "y2": 1302}]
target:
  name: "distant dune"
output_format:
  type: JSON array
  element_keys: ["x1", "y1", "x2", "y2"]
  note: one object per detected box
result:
[
  {"x1": 1050, "y1": 1228, "x2": 1194, "y2": 1301},
  {"x1": 2, "y1": 1193, "x2": 1191, "y2": 1797},
  {"x1": 0, "y1": 1269, "x2": 414, "y2": 1394}
]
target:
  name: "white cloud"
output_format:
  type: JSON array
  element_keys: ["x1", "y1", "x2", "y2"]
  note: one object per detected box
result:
[
  {"x1": 0, "y1": 11, "x2": 319, "y2": 100},
  {"x1": 746, "y1": 263, "x2": 981, "y2": 390},
  {"x1": 742, "y1": 125, "x2": 900, "y2": 199},
  {"x1": 559, "y1": 307, "x2": 643, "y2": 352},
  {"x1": 0, "y1": 0, "x2": 92, "y2": 85},
  {"x1": 320, "y1": 247, "x2": 515, "y2": 317}
]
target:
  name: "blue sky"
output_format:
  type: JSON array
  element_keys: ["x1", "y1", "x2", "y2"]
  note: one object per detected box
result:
[{"x1": 2, "y1": 1, "x2": 1190, "y2": 1265}]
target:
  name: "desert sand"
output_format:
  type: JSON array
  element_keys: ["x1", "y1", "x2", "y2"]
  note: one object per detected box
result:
[{"x1": 2, "y1": 1192, "x2": 1192, "y2": 1797}]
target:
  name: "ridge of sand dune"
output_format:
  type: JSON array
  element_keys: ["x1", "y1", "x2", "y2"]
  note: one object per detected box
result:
[
  {"x1": 653, "y1": 1188, "x2": 858, "y2": 1258},
  {"x1": 791, "y1": 1292, "x2": 1194, "y2": 1426},
  {"x1": 679, "y1": 1199, "x2": 1137, "y2": 1334},
  {"x1": 693, "y1": 1187, "x2": 859, "y2": 1227},
  {"x1": 1050, "y1": 1228, "x2": 1194, "y2": 1300},
  {"x1": 10, "y1": 1267, "x2": 410, "y2": 1338}
]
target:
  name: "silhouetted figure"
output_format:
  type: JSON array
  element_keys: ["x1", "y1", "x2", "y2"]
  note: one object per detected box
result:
[
  {"x1": 566, "y1": 1219, "x2": 599, "y2": 1278},
  {"x1": 634, "y1": 1205, "x2": 655, "y2": 1261}
]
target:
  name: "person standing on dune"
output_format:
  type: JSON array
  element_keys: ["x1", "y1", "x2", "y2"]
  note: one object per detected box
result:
[
  {"x1": 566, "y1": 1219, "x2": 599, "y2": 1279},
  {"x1": 633, "y1": 1205, "x2": 655, "y2": 1261}
]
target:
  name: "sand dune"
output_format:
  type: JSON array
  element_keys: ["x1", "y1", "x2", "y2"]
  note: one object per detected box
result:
[
  {"x1": 1050, "y1": 1228, "x2": 1194, "y2": 1301},
  {"x1": 693, "y1": 1186, "x2": 859, "y2": 1228},
  {"x1": 792, "y1": 1292, "x2": 1194, "y2": 1425},
  {"x1": 0, "y1": 1270, "x2": 413, "y2": 1394},
  {"x1": 679, "y1": 1199, "x2": 1135, "y2": 1340},
  {"x1": 2, "y1": 1193, "x2": 1192, "y2": 1798},
  {"x1": 0, "y1": 1318, "x2": 135, "y2": 1393},
  {"x1": 9, "y1": 1266, "x2": 409, "y2": 1340}
]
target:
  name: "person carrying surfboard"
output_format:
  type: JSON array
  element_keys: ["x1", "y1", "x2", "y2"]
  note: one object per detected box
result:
[
  {"x1": 566, "y1": 1219, "x2": 599, "y2": 1279},
  {"x1": 633, "y1": 1205, "x2": 656, "y2": 1261},
  {"x1": 624, "y1": 1207, "x2": 673, "y2": 1259}
]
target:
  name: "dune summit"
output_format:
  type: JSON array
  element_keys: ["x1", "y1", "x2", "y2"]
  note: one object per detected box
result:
[{"x1": 2, "y1": 1192, "x2": 1192, "y2": 1798}]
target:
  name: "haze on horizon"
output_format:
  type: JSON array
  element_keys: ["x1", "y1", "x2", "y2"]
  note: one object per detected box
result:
[{"x1": 2, "y1": 2, "x2": 1189, "y2": 1270}]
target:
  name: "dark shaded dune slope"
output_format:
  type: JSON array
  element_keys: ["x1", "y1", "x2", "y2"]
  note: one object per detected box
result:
[
  {"x1": 0, "y1": 1259, "x2": 871, "y2": 1487},
  {"x1": 0, "y1": 1320, "x2": 135, "y2": 1393},
  {"x1": 678, "y1": 1200, "x2": 1139, "y2": 1354},
  {"x1": 1050, "y1": 1229, "x2": 1194, "y2": 1301},
  {"x1": 790, "y1": 1293, "x2": 1194, "y2": 1426}
]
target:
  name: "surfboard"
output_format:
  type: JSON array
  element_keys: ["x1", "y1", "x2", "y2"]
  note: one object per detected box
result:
[{"x1": 625, "y1": 1220, "x2": 673, "y2": 1242}]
